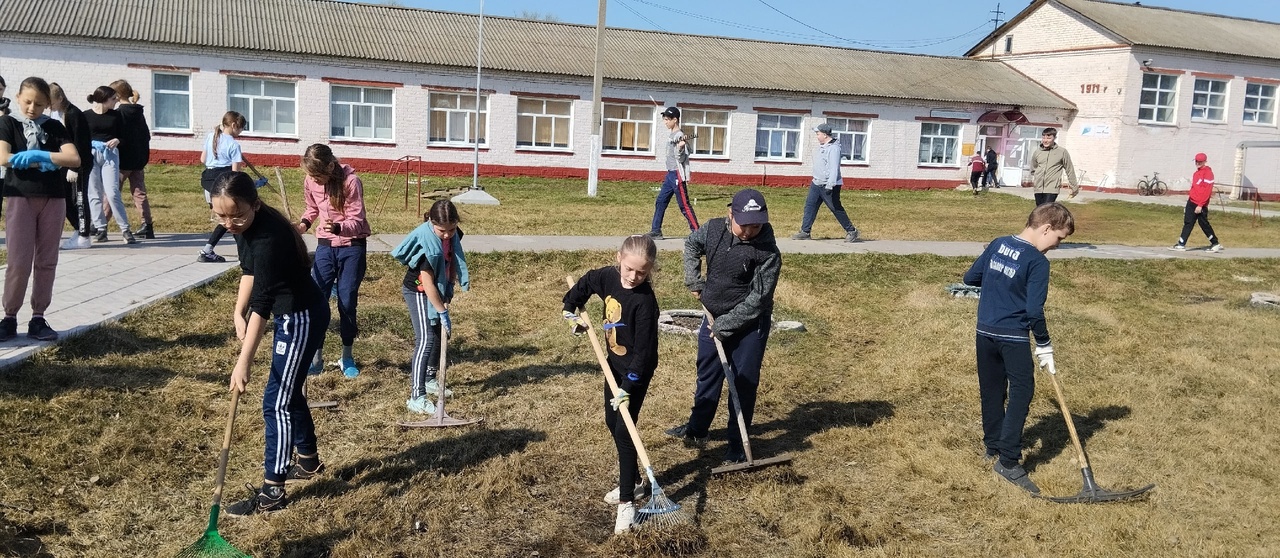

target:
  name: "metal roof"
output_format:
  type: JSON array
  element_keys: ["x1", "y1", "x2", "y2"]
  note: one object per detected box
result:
[
  {"x1": 970, "y1": 0, "x2": 1280, "y2": 61},
  {"x1": 0, "y1": 0, "x2": 1074, "y2": 110}
]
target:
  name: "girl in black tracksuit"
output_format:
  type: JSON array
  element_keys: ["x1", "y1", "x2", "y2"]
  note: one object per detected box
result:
[{"x1": 562, "y1": 234, "x2": 659, "y2": 534}]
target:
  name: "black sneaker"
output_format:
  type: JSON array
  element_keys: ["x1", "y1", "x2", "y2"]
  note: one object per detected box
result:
[
  {"x1": 223, "y1": 483, "x2": 287, "y2": 517},
  {"x1": 285, "y1": 462, "x2": 325, "y2": 483},
  {"x1": 994, "y1": 461, "x2": 1040, "y2": 494},
  {"x1": 0, "y1": 317, "x2": 17, "y2": 342},
  {"x1": 664, "y1": 423, "x2": 707, "y2": 448},
  {"x1": 647, "y1": 230, "x2": 663, "y2": 240},
  {"x1": 197, "y1": 251, "x2": 227, "y2": 263},
  {"x1": 723, "y1": 451, "x2": 747, "y2": 465},
  {"x1": 27, "y1": 317, "x2": 58, "y2": 341},
  {"x1": 137, "y1": 222, "x2": 155, "y2": 239},
  {"x1": 94, "y1": 229, "x2": 108, "y2": 243}
]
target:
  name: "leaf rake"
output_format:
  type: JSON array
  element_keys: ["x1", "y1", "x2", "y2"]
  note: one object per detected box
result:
[{"x1": 174, "y1": 389, "x2": 250, "y2": 557}]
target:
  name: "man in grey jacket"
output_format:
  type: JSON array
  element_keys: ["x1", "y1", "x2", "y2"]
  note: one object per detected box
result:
[
  {"x1": 793, "y1": 123, "x2": 859, "y2": 242},
  {"x1": 1031, "y1": 128, "x2": 1078, "y2": 206}
]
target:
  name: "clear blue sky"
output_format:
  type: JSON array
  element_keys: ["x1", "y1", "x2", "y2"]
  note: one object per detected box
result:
[{"x1": 377, "y1": 0, "x2": 1280, "y2": 56}]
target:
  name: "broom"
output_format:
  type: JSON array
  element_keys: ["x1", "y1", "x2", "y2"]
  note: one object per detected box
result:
[
  {"x1": 566, "y1": 276, "x2": 691, "y2": 529},
  {"x1": 175, "y1": 389, "x2": 250, "y2": 558}
]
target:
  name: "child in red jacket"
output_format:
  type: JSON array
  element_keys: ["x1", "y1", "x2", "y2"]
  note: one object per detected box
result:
[
  {"x1": 1169, "y1": 153, "x2": 1223, "y2": 252},
  {"x1": 969, "y1": 154, "x2": 986, "y2": 195}
]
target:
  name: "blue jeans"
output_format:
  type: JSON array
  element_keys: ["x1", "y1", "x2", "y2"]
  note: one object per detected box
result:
[
  {"x1": 799, "y1": 183, "x2": 855, "y2": 234},
  {"x1": 975, "y1": 334, "x2": 1035, "y2": 467},
  {"x1": 686, "y1": 315, "x2": 770, "y2": 458},
  {"x1": 261, "y1": 301, "x2": 330, "y2": 483},
  {"x1": 650, "y1": 171, "x2": 699, "y2": 233},
  {"x1": 311, "y1": 243, "x2": 367, "y2": 346},
  {"x1": 88, "y1": 145, "x2": 130, "y2": 232}
]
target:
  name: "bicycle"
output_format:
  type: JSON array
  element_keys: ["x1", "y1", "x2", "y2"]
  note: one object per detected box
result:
[{"x1": 1136, "y1": 172, "x2": 1167, "y2": 196}]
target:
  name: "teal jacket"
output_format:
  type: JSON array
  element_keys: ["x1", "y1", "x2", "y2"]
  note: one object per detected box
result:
[{"x1": 392, "y1": 223, "x2": 470, "y2": 321}]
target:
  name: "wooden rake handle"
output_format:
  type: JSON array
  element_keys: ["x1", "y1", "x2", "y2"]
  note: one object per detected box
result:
[
  {"x1": 212, "y1": 388, "x2": 242, "y2": 507},
  {"x1": 1031, "y1": 337, "x2": 1092, "y2": 471},
  {"x1": 565, "y1": 276, "x2": 657, "y2": 471},
  {"x1": 702, "y1": 307, "x2": 756, "y2": 463}
]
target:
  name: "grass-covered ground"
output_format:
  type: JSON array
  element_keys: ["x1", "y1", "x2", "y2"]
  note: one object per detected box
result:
[
  {"x1": 1, "y1": 248, "x2": 1278, "y2": 556},
  {"x1": 22, "y1": 164, "x2": 1277, "y2": 247}
]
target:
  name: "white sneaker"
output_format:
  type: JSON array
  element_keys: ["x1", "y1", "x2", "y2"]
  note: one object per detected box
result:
[
  {"x1": 1209, "y1": 244, "x2": 1224, "y2": 252},
  {"x1": 423, "y1": 378, "x2": 453, "y2": 398},
  {"x1": 406, "y1": 396, "x2": 436, "y2": 415},
  {"x1": 61, "y1": 235, "x2": 92, "y2": 250},
  {"x1": 1168, "y1": 244, "x2": 1187, "y2": 251},
  {"x1": 603, "y1": 480, "x2": 649, "y2": 505},
  {"x1": 613, "y1": 502, "x2": 636, "y2": 534}
]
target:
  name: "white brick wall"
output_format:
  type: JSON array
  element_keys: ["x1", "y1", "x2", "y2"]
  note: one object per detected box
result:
[{"x1": 984, "y1": 2, "x2": 1122, "y2": 58}]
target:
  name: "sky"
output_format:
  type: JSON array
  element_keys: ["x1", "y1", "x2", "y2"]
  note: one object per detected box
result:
[{"x1": 375, "y1": 0, "x2": 1280, "y2": 57}]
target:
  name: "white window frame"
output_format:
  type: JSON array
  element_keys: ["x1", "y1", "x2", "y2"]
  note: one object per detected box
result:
[
  {"x1": 330, "y1": 85, "x2": 395, "y2": 142},
  {"x1": 602, "y1": 103, "x2": 654, "y2": 154},
  {"x1": 152, "y1": 72, "x2": 192, "y2": 132},
  {"x1": 681, "y1": 108, "x2": 730, "y2": 158},
  {"x1": 918, "y1": 122, "x2": 961, "y2": 166},
  {"x1": 754, "y1": 113, "x2": 802, "y2": 161},
  {"x1": 515, "y1": 97, "x2": 573, "y2": 151},
  {"x1": 1139, "y1": 73, "x2": 1178, "y2": 124},
  {"x1": 1243, "y1": 82, "x2": 1277, "y2": 126},
  {"x1": 227, "y1": 76, "x2": 298, "y2": 137},
  {"x1": 1190, "y1": 78, "x2": 1228, "y2": 123},
  {"x1": 824, "y1": 117, "x2": 870, "y2": 164},
  {"x1": 428, "y1": 91, "x2": 489, "y2": 146}
]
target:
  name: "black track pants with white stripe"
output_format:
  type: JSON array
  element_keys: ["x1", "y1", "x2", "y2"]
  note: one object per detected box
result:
[{"x1": 261, "y1": 301, "x2": 331, "y2": 483}]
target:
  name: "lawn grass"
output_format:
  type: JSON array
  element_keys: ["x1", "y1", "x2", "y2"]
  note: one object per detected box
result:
[
  {"x1": 1, "y1": 251, "x2": 1278, "y2": 556},
  {"x1": 25, "y1": 164, "x2": 1276, "y2": 247}
]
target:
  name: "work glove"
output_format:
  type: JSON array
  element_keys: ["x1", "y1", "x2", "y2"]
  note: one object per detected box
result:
[
  {"x1": 37, "y1": 161, "x2": 60, "y2": 173},
  {"x1": 438, "y1": 310, "x2": 451, "y2": 335},
  {"x1": 609, "y1": 388, "x2": 630, "y2": 411},
  {"x1": 327, "y1": 222, "x2": 341, "y2": 235},
  {"x1": 562, "y1": 310, "x2": 587, "y2": 336},
  {"x1": 9, "y1": 150, "x2": 52, "y2": 169},
  {"x1": 1034, "y1": 344, "x2": 1055, "y2": 372},
  {"x1": 66, "y1": 169, "x2": 78, "y2": 182},
  {"x1": 254, "y1": 177, "x2": 269, "y2": 189}
]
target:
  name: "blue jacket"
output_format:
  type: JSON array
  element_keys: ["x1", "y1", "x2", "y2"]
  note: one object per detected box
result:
[
  {"x1": 392, "y1": 223, "x2": 470, "y2": 321},
  {"x1": 963, "y1": 235, "x2": 1051, "y2": 346}
]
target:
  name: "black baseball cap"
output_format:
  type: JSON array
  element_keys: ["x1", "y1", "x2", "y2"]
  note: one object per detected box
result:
[
  {"x1": 728, "y1": 189, "x2": 769, "y2": 225},
  {"x1": 661, "y1": 106, "x2": 680, "y2": 119}
]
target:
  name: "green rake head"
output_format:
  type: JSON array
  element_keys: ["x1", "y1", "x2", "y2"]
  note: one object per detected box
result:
[{"x1": 174, "y1": 506, "x2": 251, "y2": 558}]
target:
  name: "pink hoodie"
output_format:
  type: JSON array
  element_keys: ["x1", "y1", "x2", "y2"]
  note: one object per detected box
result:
[{"x1": 301, "y1": 164, "x2": 371, "y2": 246}]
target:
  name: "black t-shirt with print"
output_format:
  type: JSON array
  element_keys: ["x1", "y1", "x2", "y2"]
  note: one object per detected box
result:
[{"x1": 0, "y1": 115, "x2": 72, "y2": 198}]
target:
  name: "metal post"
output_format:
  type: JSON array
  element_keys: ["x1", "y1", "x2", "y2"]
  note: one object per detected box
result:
[
  {"x1": 587, "y1": 0, "x2": 606, "y2": 197},
  {"x1": 453, "y1": 0, "x2": 500, "y2": 205}
]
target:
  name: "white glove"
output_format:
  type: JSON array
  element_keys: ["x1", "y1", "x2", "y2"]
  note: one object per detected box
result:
[
  {"x1": 609, "y1": 388, "x2": 630, "y2": 411},
  {"x1": 66, "y1": 170, "x2": 78, "y2": 183},
  {"x1": 1034, "y1": 344, "x2": 1055, "y2": 373}
]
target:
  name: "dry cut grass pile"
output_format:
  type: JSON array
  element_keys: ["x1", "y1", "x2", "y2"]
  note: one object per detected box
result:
[{"x1": 0, "y1": 251, "x2": 1278, "y2": 557}]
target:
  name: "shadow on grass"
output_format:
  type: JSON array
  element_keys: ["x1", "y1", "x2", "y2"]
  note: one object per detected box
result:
[
  {"x1": 55, "y1": 323, "x2": 229, "y2": 359},
  {"x1": 470, "y1": 362, "x2": 596, "y2": 393},
  {"x1": 1022, "y1": 404, "x2": 1131, "y2": 472},
  {"x1": 0, "y1": 362, "x2": 178, "y2": 399},
  {"x1": 449, "y1": 342, "x2": 542, "y2": 363},
  {"x1": 279, "y1": 526, "x2": 355, "y2": 558},
  {"x1": 290, "y1": 428, "x2": 546, "y2": 501},
  {"x1": 0, "y1": 512, "x2": 60, "y2": 558}
]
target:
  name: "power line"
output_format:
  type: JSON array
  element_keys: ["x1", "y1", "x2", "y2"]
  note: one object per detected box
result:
[{"x1": 616, "y1": 0, "x2": 668, "y2": 32}]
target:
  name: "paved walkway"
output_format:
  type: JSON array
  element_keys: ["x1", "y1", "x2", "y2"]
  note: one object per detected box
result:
[{"x1": 0, "y1": 191, "x2": 1276, "y2": 369}]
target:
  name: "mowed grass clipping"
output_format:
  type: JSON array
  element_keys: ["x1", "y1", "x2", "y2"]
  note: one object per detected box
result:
[
  {"x1": 15, "y1": 163, "x2": 1275, "y2": 247},
  {"x1": 1, "y1": 251, "x2": 1278, "y2": 556}
]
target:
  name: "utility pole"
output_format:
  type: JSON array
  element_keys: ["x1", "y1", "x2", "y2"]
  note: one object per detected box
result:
[
  {"x1": 587, "y1": 0, "x2": 606, "y2": 197},
  {"x1": 453, "y1": 0, "x2": 500, "y2": 205},
  {"x1": 989, "y1": 3, "x2": 1005, "y2": 58}
]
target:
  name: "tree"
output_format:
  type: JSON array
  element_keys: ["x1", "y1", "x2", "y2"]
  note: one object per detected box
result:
[{"x1": 515, "y1": 10, "x2": 562, "y2": 22}]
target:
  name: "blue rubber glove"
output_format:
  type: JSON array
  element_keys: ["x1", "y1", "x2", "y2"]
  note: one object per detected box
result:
[
  {"x1": 38, "y1": 161, "x2": 60, "y2": 173},
  {"x1": 9, "y1": 150, "x2": 52, "y2": 169},
  {"x1": 253, "y1": 177, "x2": 269, "y2": 189},
  {"x1": 562, "y1": 310, "x2": 587, "y2": 336},
  {"x1": 609, "y1": 388, "x2": 630, "y2": 411},
  {"x1": 437, "y1": 309, "x2": 451, "y2": 335}
]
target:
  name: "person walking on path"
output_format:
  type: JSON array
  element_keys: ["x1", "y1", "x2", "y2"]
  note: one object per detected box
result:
[
  {"x1": 197, "y1": 111, "x2": 250, "y2": 263},
  {"x1": 562, "y1": 234, "x2": 660, "y2": 534},
  {"x1": 47, "y1": 83, "x2": 93, "y2": 250},
  {"x1": 1031, "y1": 128, "x2": 1078, "y2": 206},
  {"x1": 296, "y1": 144, "x2": 371, "y2": 377},
  {"x1": 968, "y1": 152, "x2": 986, "y2": 196},
  {"x1": 1170, "y1": 152, "x2": 1223, "y2": 252},
  {"x1": 0, "y1": 77, "x2": 82, "y2": 341},
  {"x1": 218, "y1": 171, "x2": 330, "y2": 517},
  {"x1": 983, "y1": 146, "x2": 999, "y2": 188},
  {"x1": 666, "y1": 189, "x2": 781, "y2": 465},
  {"x1": 962, "y1": 202, "x2": 1075, "y2": 495},
  {"x1": 82, "y1": 85, "x2": 136, "y2": 244},
  {"x1": 793, "y1": 123, "x2": 860, "y2": 242},
  {"x1": 110, "y1": 80, "x2": 154, "y2": 239},
  {"x1": 392, "y1": 200, "x2": 470, "y2": 415},
  {"x1": 647, "y1": 106, "x2": 698, "y2": 240}
]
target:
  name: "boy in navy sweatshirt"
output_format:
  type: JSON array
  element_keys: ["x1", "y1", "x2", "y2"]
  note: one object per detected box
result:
[{"x1": 962, "y1": 202, "x2": 1074, "y2": 494}]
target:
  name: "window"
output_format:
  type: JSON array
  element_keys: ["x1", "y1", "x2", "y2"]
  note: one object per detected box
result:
[
  {"x1": 681, "y1": 109, "x2": 729, "y2": 156},
  {"x1": 1004, "y1": 36, "x2": 1013, "y2": 54},
  {"x1": 824, "y1": 118, "x2": 869, "y2": 163},
  {"x1": 1244, "y1": 82, "x2": 1277, "y2": 125},
  {"x1": 603, "y1": 104, "x2": 653, "y2": 153},
  {"x1": 428, "y1": 92, "x2": 488, "y2": 145},
  {"x1": 918, "y1": 122, "x2": 960, "y2": 165},
  {"x1": 228, "y1": 77, "x2": 297, "y2": 135},
  {"x1": 1139, "y1": 73, "x2": 1178, "y2": 124},
  {"x1": 516, "y1": 98, "x2": 572, "y2": 149},
  {"x1": 330, "y1": 86, "x2": 394, "y2": 140},
  {"x1": 152, "y1": 73, "x2": 191, "y2": 131},
  {"x1": 1190, "y1": 79, "x2": 1227, "y2": 122},
  {"x1": 754, "y1": 114, "x2": 801, "y2": 159}
]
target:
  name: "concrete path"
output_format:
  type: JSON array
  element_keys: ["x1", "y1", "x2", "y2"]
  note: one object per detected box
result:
[{"x1": 1, "y1": 194, "x2": 1276, "y2": 370}]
